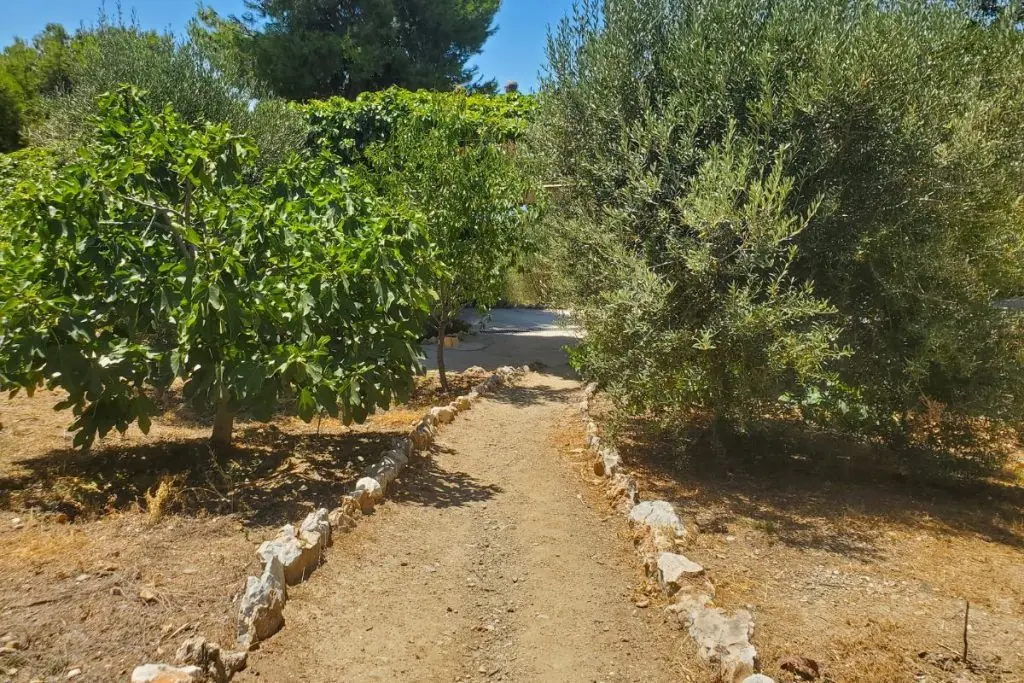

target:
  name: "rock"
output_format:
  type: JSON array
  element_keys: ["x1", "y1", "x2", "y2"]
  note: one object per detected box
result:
[
  {"x1": 629, "y1": 501, "x2": 686, "y2": 537},
  {"x1": 256, "y1": 525, "x2": 319, "y2": 586},
  {"x1": 594, "y1": 448, "x2": 622, "y2": 477},
  {"x1": 410, "y1": 424, "x2": 434, "y2": 451},
  {"x1": 607, "y1": 474, "x2": 639, "y2": 509},
  {"x1": 328, "y1": 506, "x2": 357, "y2": 534},
  {"x1": 454, "y1": 395, "x2": 472, "y2": 412},
  {"x1": 391, "y1": 436, "x2": 412, "y2": 458},
  {"x1": 139, "y1": 587, "x2": 158, "y2": 604},
  {"x1": 65, "y1": 669, "x2": 82, "y2": 679},
  {"x1": 583, "y1": 382, "x2": 599, "y2": 398},
  {"x1": 657, "y1": 552, "x2": 705, "y2": 594},
  {"x1": 353, "y1": 477, "x2": 384, "y2": 513},
  {"x1": 174, "y1": 635, "x2": 247, "y2": 683},
  {"x1": 466, "y1": 391, "x2": 480, "y2": 402},
  {"x1": 220, "y1": 651, "x2": 247, "y2": 678},
  {"x1": 370, "y1": 464, "x2": 399, "y2": 491},
  {"x1": 741, "y1": 676, "x2": 776, "y2": 683},
  {"x1": 131, "y1": 664, "x2": 206, "y2": 683},
  {"x1": 779, "y1": 655, "x2": 820, "y2": 681},
  {"x1": 666, "y1": 585, "x2": 715, "y2": 616},
  {"x1": 236, "y1": 557, "x2": 287, "y2": 650},
  {"x1": 686, "y1": 606, "x2": 758, "y2": 682},
  {"x1": 465, "y1": 366, "x2": 486, "y2": 374},
  {"x1": 431, "y1": 406, "x2": 456, "y2": 424},
  {"x1": 299, "y1": 508, "x2": 331, "y2": 550}
]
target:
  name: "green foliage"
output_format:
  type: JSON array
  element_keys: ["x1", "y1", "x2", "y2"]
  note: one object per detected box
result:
[
  {"x1": 0, "y1": 76, "x2": 22, "y2": 152},
  {"x1": 0, "y1": 23, "x2": 75, "y2": 148},
  {"x1": 300, "y1": 89, "x2": 539, "y2": 388},
  {"x1": 0, "y1": 88, "x2": 435, "y2": 448},
  {"x1": 22, "y1": 17, "x2": 307, "y2": 171},
  {"x1": 540, "y1": 0, "x2": 1024, "y2": 450},
  {"x1": 194, "y1": 0, "x2": 501, "y2": 101},
  {"x1": 301, "y1": 87, "x2": 537, "y2": 162}
]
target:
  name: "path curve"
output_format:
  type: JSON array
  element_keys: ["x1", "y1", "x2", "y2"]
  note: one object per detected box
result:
[{"x1": 240, "y1": 373, "x2": 693, "y2": 682}]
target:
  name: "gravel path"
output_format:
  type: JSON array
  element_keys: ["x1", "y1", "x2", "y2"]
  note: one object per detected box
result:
[{"x1": 239, "y1": 373, "x2": 693, "y2": 682}]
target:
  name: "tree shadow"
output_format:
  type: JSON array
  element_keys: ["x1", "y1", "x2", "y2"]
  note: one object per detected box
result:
[
  {"x1": 0, "y1": 424, "x2": 403, "y2": 529},
  {"x1": 488, "y1": 382, "x2": 579, "y2": 408},
  {"x1": 390, "y1": 450, "x2": 503, "y2": 509},
  {"x1": 618, "y1": 418, "x2": 1024, "y2": 561}
]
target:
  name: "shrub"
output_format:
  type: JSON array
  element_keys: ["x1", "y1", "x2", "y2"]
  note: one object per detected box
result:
[
  {"x1": 540, "y1": 0, "x2": 1024, "y2": 453},
  {"x1": 301, "y1": 89, "x2": 541, "y2": 390},
  {"x1": 0, "y1": 88, "x2": 435, "y2": 448}
]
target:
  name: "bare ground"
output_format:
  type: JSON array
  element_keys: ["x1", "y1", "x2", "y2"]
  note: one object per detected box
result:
[
  {"x1": 612, "y1": 412, "x2": 1024, "y2": 683},
  {"x1": 239, "y1": 373, "x2": 699, "y2": 683},
  {"x1": 0, "y1": 371, "x2": 490, "y2": 683}
]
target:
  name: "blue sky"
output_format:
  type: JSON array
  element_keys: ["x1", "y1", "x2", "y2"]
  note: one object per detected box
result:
[{"x1": 1, "y1": 0, "x2": 574, "y2": 92}]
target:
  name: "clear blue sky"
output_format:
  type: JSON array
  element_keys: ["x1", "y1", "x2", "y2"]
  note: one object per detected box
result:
[{"x1": 1, "y1": 0, "x2": 574, "y2": 92}]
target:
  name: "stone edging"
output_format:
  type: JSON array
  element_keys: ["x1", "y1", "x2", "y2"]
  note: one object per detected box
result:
[
  {"x1": 130, "y1": 365, "x2": 531, "y2": 683},
  {"x1": 578, "y1": 383, "x2": 774, "y2": 683}
]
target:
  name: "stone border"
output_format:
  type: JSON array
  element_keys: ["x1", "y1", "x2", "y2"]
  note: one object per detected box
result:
[
  {"x1": 578, "y1": 383, "x2": 774, "y2": 683},
  {"x1": 130, "y1": 365, "x2": 530, "y2": 683}
]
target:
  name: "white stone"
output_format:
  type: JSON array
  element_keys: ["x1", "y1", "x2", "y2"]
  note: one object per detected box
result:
[
  {"x1": 629, "y1": 501, "x2": 686, "y2": 537},
  {"x1": 354, "y1": 477, "x2": 383, "y2": 512},
  {"x1": 236, "y1": 556, "x2": 287, "y2": 649},
  {"x1": 257, "y1": 525, "x2": 319, "y2": 586},
  {"x1": 431, "y1": 406, "x2": 456, "y2": 424},
  {"x1": 686, "y1": 606, "x2": 758, "y2": 682},
  {"x1": 465, "y1": 366, "x2": 486, "y2": 374},
  {"x1": 454, "y1": 395, "x2": 472, "y2": 412},
  {"x1": 594, "y1": 448, "x2": 621, "y2": 477},
  {"x1": 657, "y1": 552, "x2": 705, "y2": 593},
  {"x1": 131, "y1": 664, "x2": 205, "y2": 683},
  {"x1": 741, "y1": 676, "x2": 776, "y2": 683},
  {"x1": 299, "y1": 508, "x2": 331, "y2": 549}
]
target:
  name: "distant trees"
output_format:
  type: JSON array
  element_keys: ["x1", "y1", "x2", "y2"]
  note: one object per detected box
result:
[
  {"x1": 194, "y1": 0, "x2": 502, "y2": 101},
  {"x1": 0, "y1": 23, "x2": 75, "y2": 151}
]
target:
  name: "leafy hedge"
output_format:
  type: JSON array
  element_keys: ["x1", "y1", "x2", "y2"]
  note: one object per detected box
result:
[
  {"x1": 299, "y1": 87, "x2": 537, "y2": 162},
  {"x1": 0, "y1": 88, "x2": 435, "y2": 447}
]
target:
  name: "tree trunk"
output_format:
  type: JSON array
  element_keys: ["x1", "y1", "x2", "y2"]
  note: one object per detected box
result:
[
  {"x1": 437, "y1": 317, "x2": 449, "y2": 393},
  {"x1": 211, "y1": 398, "x2": 235, "y2": 449}
]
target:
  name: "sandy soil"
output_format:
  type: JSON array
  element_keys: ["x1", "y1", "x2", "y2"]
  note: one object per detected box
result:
[{"x1": 240, "y1": 373, "x2": 699, "y2": 683}]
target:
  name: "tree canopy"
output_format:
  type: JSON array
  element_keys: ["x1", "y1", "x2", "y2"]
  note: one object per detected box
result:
[{"x1": 196, "y1": 0, "x2": 502, "y2": 101}]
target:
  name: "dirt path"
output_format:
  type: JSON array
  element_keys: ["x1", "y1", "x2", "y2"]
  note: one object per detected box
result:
[{"x1": 240, "y1": 373, "x2": 693, "y2": 682}]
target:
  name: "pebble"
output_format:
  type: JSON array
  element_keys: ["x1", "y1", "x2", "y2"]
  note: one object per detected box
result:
[
  {"x1": 635, "y1": 599, "x2": 650, "y2": 608},
  {"x1": 66, "y1": 669, "x2": 82, "y2": 679}
]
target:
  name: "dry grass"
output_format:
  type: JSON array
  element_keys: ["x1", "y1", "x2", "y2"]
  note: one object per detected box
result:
[
  {"x1": 584, "y1": 396, "x2": 1024, "y2": 683},
  {"x1": 0, "y1": 370, "x2": 487, "y2": 682}
]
